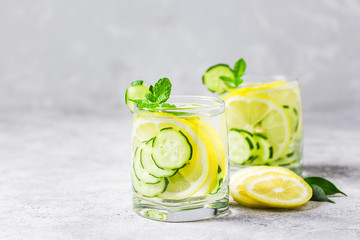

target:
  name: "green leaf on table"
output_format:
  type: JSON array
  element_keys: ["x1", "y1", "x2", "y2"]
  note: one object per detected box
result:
[
  {"x1": 304, "y1": 177, "x2": 347, "y2": 196},
  {"x1": 310, "y1": 184, "x2": 335, "y2": 203}
]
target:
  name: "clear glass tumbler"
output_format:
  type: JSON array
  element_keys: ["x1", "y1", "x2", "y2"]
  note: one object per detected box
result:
[
  {"x1": 221, "y1": 76, "x2": 303, "y2": 175},
  {"x1": 131, "y1": 96, "x2": 229, "y2": 222}
]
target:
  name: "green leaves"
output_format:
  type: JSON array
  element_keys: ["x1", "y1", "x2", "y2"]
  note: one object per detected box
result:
[
  {"x1": 234, "y1": 58, "x2": 246, "y2": 78},
  {"x1": 130, "y1": 77, "x2": 175, "y2": 110},
  {"x1": 309, "y1": 185, "x2": 335, "y2": 203},
  {"x1": 304, "y1": 177, "x2": 347, "y2": 203},
  {"x1": 304, "y1": 177, "x2": 347, "y2": 196},
  {"x1": 219, "y1": 58, "x2": 246, "y2": 89}
]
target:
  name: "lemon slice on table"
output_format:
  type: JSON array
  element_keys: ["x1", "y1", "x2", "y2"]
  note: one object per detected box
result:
[
  {"x1": 230, "y1": 166, "x2": 266, "y2": 208},
  {"x1": 132, "y1": 116, "x2": 216, "y2": 199},
  {"x1": 230, "y1": 166, "x2": 296, "y2": 208},
  {"x1": 224, "y1": 95, "x2": 290, "y2": 161},
  {"x1": 243, "y1": 171, "x2": 312, "y2": 208},
  {"x1": 230, "y1": 166, "x2": 310, "y2": 208}
]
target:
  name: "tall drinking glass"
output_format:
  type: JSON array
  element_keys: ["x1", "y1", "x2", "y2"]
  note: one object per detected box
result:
[
  {"x1": 221, "y1": 76, "x2": 303, "y2": 175},
  {"x1": 131, "y1": 96, "x2": 229, "y2": 222}
]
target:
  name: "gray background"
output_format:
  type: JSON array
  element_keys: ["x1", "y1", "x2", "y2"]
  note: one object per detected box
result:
[
  {"x1": 0, "y1": 0, "x2": 359, "y2": 111},
  {"x1": 1, "y1": 1, "x2": 360, "y2": 239}
]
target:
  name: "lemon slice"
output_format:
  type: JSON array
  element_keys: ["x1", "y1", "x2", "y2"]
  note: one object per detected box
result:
[
  {"x1": 230, "y1": 166, "x2": 296, "y2": 207},
  {"x1": 192, "y1": 119, "x2": 227, "y2": 177},
  {"x1": 132, "y1": 116, "x2": 214, "y2": 199},
  {"x1": 188, "y1": 120, "x2": 221, "y2": 197},
  {"x1": 224, "y1": 95, "x2": 290, "y2": 160},
  {"x1": 222, "y1": 81, "x2": 285, "y2": 101},
  {"x1": 244, "y1": 172, "x2": 312, "y2": 208},
  {"x1": 243, "y1": 81, "x2": 303, "y2": 141},
  {"x1": 230, "y1": 167, "x2": 266, "y2": 208}
]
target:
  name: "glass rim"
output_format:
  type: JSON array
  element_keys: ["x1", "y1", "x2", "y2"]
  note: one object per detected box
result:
[
  {"x1": 133, "y1": 95, "x2": 225, "y2": 113},
  {"x1": 242, "y1": 75, "x2": 298, "y2": 83}
]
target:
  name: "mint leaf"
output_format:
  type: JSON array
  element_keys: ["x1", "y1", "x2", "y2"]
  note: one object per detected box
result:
[
  {"x1": 139, "y1": 102, "x2": 159, "y2": 109},
  {"x1": 145, "y1": 93, "x2": 156, "y2": 102},
  {"x1": 129, "y1": 99, "x2": 147, "y2": 105},
  {"x1": 310, "y1": 184, "x2": 335, "y2": 203},
  {"x1": 128, "y1": 77, "x2": 174, "y2": 111},
  {"x1": 149, "y1": 85, "x2": 154, "y2": 94},
  {"x1": 153, "y1": 78, "x2": 172, "y2": 104},
  {"x1": 160, "y1": 103, "x2": 176, "y2": 108},
  {"x1": 219, "y1": 76, "x2": 234, "y2": 82},
  {"x1": 304, "y1": 177, "x2": 347, "y2": 196},
  {"x1": 234, "y1": 77, "x2": 244, "y2": 87},
  {"x1": 131, "y1": 80, "x2": 144, "y2": 87},
  {"x1": 233, "y1": 58, "x2": 246, "y2": 78}
]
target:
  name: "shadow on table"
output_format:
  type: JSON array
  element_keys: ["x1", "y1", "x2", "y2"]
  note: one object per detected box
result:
[{"x1": 215, "y1": 201, "x2": 322, "y2": 222}]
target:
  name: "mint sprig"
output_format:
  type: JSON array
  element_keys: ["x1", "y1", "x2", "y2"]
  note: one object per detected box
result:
[
  {"x1": 304, "y1": 177, "x2": 347, "y2": 203},
  {"x1": 220, "y1": 58, "x2": 246, "y2": 88},
  {"x1": 130, "y1": 78, "x2": 176, "y2": 110}
]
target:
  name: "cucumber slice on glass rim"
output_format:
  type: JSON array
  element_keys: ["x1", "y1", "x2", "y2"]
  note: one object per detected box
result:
[
  {"x1": 125, "y1": 80, "x2": 151, "y2": 112},
  {"x1": 202, "y1": 64, "x2": 234, "y2": 94}
]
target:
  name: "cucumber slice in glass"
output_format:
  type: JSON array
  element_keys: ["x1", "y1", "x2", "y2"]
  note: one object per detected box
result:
[
  {"x1": 152, "y1": 127, "x2": 192, "y2": 169},
  {"x1": 228, "y1": 128, "x2": 257, "y2": 165},
  {"x1": 209, "y1": 166, "x2": 223, "y2": 195},
  {"x1": 253, "y1": 133, "x2": 274, "y2": 164},
  {"x1": 202, "y1": 64, "x2": 234, "y2": 94},
  {"x1": 140, "y1": 138, "x2": 177, "y2": 178},
  {"x1": 133, "y1": 143, "x2": 161, "y2": 184},
  {"x1": 132, "y1": 169, "x2": 168, "y2": 198}
]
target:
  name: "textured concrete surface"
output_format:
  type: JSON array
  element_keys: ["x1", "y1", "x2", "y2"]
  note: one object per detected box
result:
[
  {"x1": 1, "y1": 1, "x2": 360, "y2": 239},
  {"x1": 0, "y1": 107, "x2": 359, "y2": 240}
]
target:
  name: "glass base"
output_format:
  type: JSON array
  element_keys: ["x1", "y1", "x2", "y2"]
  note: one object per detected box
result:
[{"x1": 133, "y1": 196, "x2": 229, "y2": 222}]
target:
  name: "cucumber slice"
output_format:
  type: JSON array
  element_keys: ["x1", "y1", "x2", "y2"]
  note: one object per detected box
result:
[
  {"x1": 253, "y1": 133, "x2": 274, "y2": 163},
  {"x1": 133, "y1": 144, "x2": 161, "y2": 184},
  {"x1": 228, "y1": 129, "x2": 257, "y2": 165},
  {"x1": 283, "y1": 105, "x2": 300, "y2": 140},
  {"x1": 132, "y1": 169, "x2": 168, "y2": 198},
  {"x1": 202, "y1": 64, "x2": 234, "y2": 94},
  {"x1": 141, "y1": 138, "x2": 177, "y2": 178},
  {"x1": 209, "y1": 166, "x2": 224, "y2": 195},
  {"x1": 152, "y1": 128, "x2": 192, "y2": 169},
  {"x1": 271, "y1": 146, "x2": 298, "y2": 166},
  {"x1": 271, "y1": 157, "x2": 296, "y2": 166},
  {"x1": 125, "y1": 81, "x2": 151, "y2": 112}
]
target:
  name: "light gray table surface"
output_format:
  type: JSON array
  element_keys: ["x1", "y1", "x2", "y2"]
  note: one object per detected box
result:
[{"x1": 0, "y1": 106, "x2": 359, "y2": 240}]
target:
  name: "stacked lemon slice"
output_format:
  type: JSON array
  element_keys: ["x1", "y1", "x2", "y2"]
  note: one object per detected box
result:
[{"x1": 230, "y1": 166, "x2": 312, "y2": 208}]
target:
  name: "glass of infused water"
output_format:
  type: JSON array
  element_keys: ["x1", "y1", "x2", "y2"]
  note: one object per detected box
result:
[
  {"x1": 130, "y1": 95, "x2": 229, "y2": 222},
  {"x1": 202, "y1": 59, "x2": 303, "y2": 175},
  {"x1": 221, "y1": 76, "x2": 303, "y2": 175}
]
